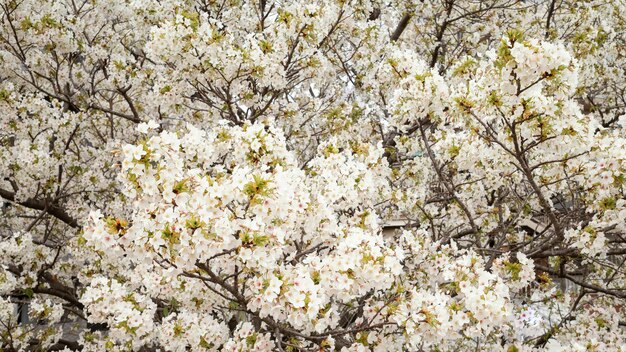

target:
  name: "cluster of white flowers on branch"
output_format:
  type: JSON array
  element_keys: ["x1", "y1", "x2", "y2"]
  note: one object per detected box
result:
[{"x1": 0, "y1": 0, "x2": 625, "y2": 351}]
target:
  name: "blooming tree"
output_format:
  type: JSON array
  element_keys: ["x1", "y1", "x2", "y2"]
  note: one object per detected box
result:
[{"x1": 0, "y1": 0, "x2": 625, "y2": 351}]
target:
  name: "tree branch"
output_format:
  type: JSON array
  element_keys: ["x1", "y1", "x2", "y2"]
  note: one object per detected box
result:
[
  {"x1": 0, "y1": 188, "x2": 79, "y2": 228},
  {"x1": 390, "y1": 14, "x2": 411, "y2": 41}
]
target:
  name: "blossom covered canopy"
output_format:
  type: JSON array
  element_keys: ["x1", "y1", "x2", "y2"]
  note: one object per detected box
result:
[{"x1": 0, "y1": 0, "x2": 625, "y2": 351}]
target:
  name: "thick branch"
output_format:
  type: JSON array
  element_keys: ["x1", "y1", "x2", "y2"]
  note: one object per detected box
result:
[
  {"x1": 390, "y1": 14, "x2": 411, "y2": 41},
  {"x1": 545, "y1": 0, "x2": 556, "y2": 39},
  {"x1": 0, "y1": 188, "x2": 79, "y2": 228}
]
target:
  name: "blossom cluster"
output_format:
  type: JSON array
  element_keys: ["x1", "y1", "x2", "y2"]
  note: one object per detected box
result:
[{"x1": 1, "y1": 0, "x2": 625, "y2": 351}]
